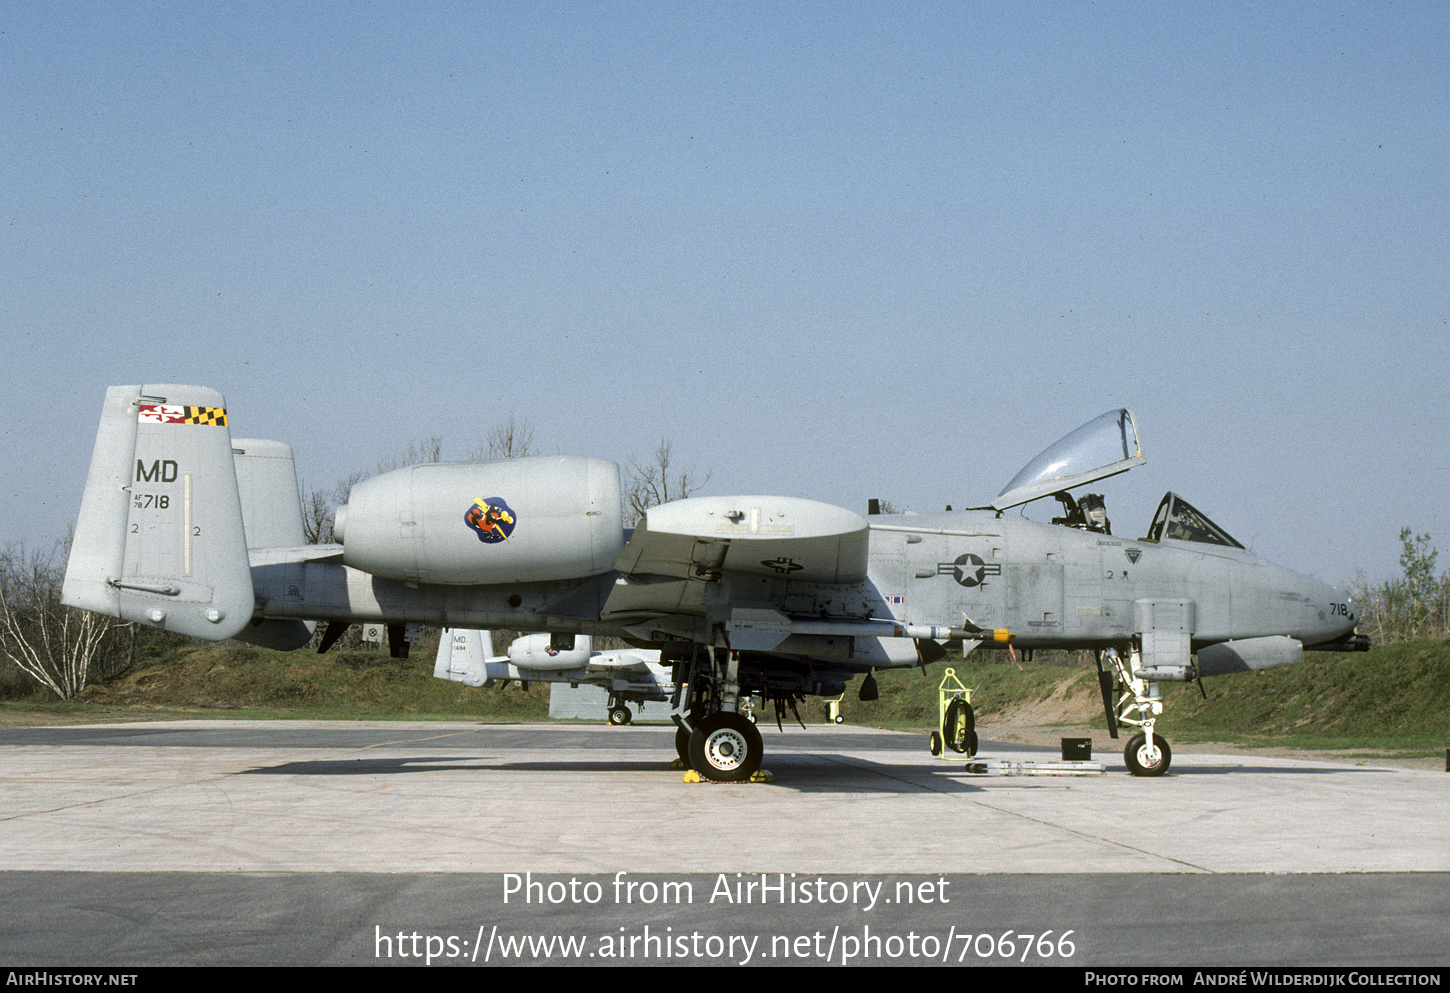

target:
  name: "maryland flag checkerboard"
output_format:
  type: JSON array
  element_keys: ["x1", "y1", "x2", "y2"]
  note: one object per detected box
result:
[{"x1": 138, "y1": 403, "x2": 228, "y2": 426}]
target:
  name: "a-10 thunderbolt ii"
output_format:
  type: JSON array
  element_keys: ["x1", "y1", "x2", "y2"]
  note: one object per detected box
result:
[
  {"x1": 62, "y1": 385, "x2": 1367, "y2": 780},
  {"x1": 434, "y1": 627, "x2": 673, "y2": 727}
]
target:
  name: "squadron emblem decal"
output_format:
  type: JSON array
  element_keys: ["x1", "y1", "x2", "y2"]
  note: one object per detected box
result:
[
  {"x1": 464, "y1": 497, "x2": 516, "y2": 544},
  {"x1": 938, "y1": 553, "x2": 1001, "y2": 588}
]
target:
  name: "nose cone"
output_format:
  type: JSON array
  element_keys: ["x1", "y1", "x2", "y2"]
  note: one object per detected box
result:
[
  {"x1": 1250, "y1": 559, "x2": 1359, "y2": 646},
  {"x1": 1341, "y1": 590, "x2": 1361, "y2": 629},
  {"x1": 1305, "y1": 575, "x2": 1360, "y2": 645}
]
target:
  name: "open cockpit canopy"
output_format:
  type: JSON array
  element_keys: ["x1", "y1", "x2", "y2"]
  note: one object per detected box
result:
[
  {"x1": 992, "y1": 408, "x2": 1145, "y2": 511},
  {"x1": 1143, "y1": 492, "x2": 1244, "y2": 549}
]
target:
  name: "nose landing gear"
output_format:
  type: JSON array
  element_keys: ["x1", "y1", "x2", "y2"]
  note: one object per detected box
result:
[
  {"x1": 1123, "y1": 731, "x2": 1171, "y2": 777},
  {"x1": 1100, "y1": 647, "x2": 1174, "y2": 777}
]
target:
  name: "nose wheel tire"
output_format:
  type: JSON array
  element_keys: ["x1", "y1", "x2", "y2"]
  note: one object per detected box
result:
[
  {"x1": 688, "y1": 713, "x2": 764, "y2": 783},
  {"x1": 1124, "y1": 732, "x2": 1172, "y2": 777}
]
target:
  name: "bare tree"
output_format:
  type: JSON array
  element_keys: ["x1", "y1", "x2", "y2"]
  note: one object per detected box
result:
[
  {"x1": 330, "y1": 467, "x2": 373, "y2": 509},
  {"x1": 375, "y1": 436, "x2": 443, "y2": 474},
  {"x1": 0, "y1": 542, "x2": 117, "y2": 699},
  {"x1": 624, "y1": 439, "x2": 711, "y2": 526},
  {"x1": 469, "y1": 416, "x2": 536, "y2": 461},
  {"x1": 300, "y1": 485, "x2": 335, "y2": 544},
  {"x1": 300, "y1": 440, "x2": 442, "y2": 545},
  {"x1": 300, "y1": 469, "x2": 364, "y2": 546}
]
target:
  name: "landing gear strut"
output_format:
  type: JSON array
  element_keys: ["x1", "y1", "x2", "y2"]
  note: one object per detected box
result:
[{"x1": 1100, "y1": 647, "x2": 1173, "y2": 777}]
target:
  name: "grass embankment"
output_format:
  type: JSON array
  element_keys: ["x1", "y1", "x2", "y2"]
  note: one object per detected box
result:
[
  {"x1": 841, "y1": 639, "x2": 1450, "y2": 756},
  {"x1": 3, "y1": 638, "x2": 1447, "y2": 758},
  {"x1": 1, "y1": 635, "x2": 551, "y2": 723}
]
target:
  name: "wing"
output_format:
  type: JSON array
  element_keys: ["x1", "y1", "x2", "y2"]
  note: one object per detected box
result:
[
  {"x1": 616, "y1": 494, "x2": 870, "y2": 584},
  {"x1": 602, "y1": 494, "x2": 885, "y2": 644}
]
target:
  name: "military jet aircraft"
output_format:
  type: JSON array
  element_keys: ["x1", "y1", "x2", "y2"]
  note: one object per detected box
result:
[
  {"x1": 434, "y1": 627, "x2": 672, "y2": 727},
  {"x1": 62, "y1": 385, "x2": 1366, "y2": 780}
]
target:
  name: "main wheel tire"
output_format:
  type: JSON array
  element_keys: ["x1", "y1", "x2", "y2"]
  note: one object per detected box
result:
[
  {"x1": 687, "y1": 713, "x2": 763, "y2": 783},
  {"x1": 675, "y1": 727, "x2": 691, "y2": 764},
  {"x1": 1124, "y1": 732, "x2": 1172, "y2": 776},
  {"x1": 608, "y1": 705, "x2": 631, "y2": 726},
  {"x1": 943, "y1": 697, "x2": 975, "y2": 754}
]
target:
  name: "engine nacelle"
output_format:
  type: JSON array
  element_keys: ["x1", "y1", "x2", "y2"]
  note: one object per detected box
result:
[
  {"x1": 333, "y1": 457, "x2": 623, "y2": 585},
  {"x1": 509, "y1": 632, "x2": 594, "y2": 670}
]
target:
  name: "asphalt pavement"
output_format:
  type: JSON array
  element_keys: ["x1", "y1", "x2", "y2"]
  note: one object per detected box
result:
[{"x1": 1, "y1": 720, "x2": 1445, "y2": 967}]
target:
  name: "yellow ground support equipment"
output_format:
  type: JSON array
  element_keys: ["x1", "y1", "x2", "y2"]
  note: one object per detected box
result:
[
  {"x1": 926, "y1": 667, "x2": 1106, "y2": 776},
  {"x1": 929, "y1": 668, "x2": 978, "y2": 761}
]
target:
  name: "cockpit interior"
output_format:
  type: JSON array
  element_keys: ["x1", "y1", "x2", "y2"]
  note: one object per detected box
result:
[{"x1": 1142, "y1": 491, "x2": 1243, "y2": 547}]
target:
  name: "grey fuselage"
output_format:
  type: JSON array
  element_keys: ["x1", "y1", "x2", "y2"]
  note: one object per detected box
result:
[
  {"x1": 864, "y1": 510, "x2": 1354, "y2": 651},
  {"x1": 249, "y1": 508, "x2": 1356, "y2": 666}
]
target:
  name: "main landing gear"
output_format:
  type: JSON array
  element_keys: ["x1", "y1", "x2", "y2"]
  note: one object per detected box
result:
[
  {"x1": 1098, "y1": 647, "x2": 1174, "y2": 777},
  {"x1": 687, "y1": 712, "x2": 763, "y2": 783},
  {"x1": 671, "y1": 646, "x2": 767, "y2": 783}
]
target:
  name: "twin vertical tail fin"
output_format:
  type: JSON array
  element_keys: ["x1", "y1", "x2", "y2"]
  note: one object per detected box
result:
[
  {"x1": 62, "y1": 385, "x2": 255, "y2": 640},
  {"x1": 434, "y1": 629, "x2": 505, "y2": 687}
]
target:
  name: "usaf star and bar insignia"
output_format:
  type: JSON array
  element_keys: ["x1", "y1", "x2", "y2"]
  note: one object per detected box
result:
[{"x1": 938, "y1": 553, "x2": 1002, "y2": 588}]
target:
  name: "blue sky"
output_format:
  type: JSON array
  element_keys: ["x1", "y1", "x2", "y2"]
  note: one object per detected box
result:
[{"x1": 3, "y1": 1, "x2": 1446, "y2": 586}]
